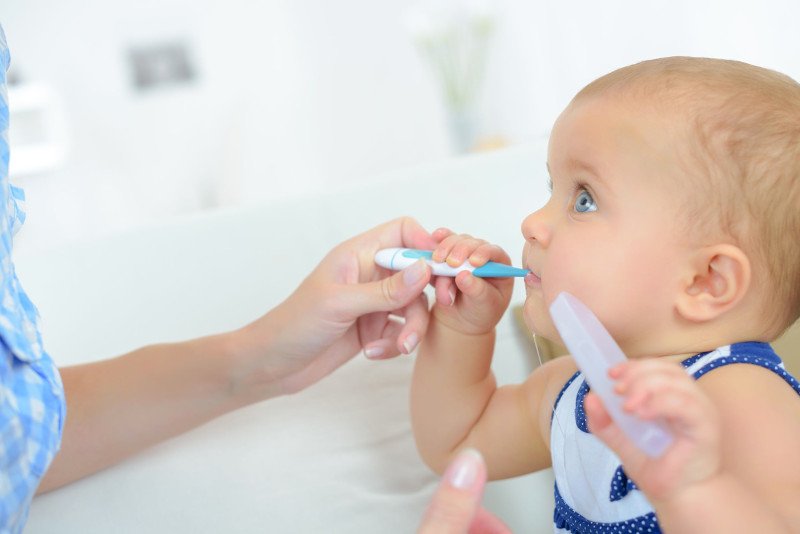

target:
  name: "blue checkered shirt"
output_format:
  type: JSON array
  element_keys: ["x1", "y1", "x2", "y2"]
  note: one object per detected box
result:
[{"x1": 0, "y1": 24, "x2": 66, "y2": 533}]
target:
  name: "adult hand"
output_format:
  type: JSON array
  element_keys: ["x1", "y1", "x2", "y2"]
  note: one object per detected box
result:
[
  {"x1": 418, "y1": 449, "x2": 511, "y2": 534},
  {"x1": 237, "y1": 217, "x2": 438, "y2": 395}
]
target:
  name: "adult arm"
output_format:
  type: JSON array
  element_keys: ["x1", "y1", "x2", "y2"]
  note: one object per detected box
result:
[{"x1": 38, "y1": 217, "x2": 436, "y2": 493}]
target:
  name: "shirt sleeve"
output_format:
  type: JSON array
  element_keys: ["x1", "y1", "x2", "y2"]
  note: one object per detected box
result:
[{"x1": 0, "y1": 24, "x2": 66, "y2": 534}]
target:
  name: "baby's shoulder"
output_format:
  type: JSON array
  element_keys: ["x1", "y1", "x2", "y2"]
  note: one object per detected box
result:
[
  {"x1": 536, "y1": 353, "x2": 580, "y2": 394},
  {"x1": 522, "y1": 354, "x2": 579, "y2": 435},
  {"x1": 695, "y1": 357, "x2": 800, "y2": 406},
  {"x1": 697, "y1": 361, "x2": 800, "y2": 456},
  {"x1": 696, "y1": 357, "x2": 800, "y2": 518}
]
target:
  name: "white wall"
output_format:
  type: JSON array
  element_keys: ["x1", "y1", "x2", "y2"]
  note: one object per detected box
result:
[
  {"x1": 1, "y1": 0, "x2": 799, "y2": 253},
  {"x1": 482, "y1": 0, "x2": 800, "y2": 143},
  {"x1": 1, "y1": 0, "x2": 452, "y2": 252}
]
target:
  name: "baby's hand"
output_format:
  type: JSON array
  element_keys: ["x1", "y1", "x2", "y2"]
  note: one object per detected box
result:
[
  {"x1": 584, "y1": 358, "x2": 722, "y2": 505},
  {"x1": 428, "y1": 228, "x2": 514, "y2": 336}
]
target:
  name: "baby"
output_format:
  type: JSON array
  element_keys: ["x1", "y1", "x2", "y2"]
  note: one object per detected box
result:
[{"x1": 411, "y1": 57, "x2": 800, "y2": 532}]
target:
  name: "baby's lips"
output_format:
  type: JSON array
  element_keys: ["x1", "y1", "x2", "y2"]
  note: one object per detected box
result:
[{"x1": 524, "y1": 272, "x2": 541, "y2": 286}]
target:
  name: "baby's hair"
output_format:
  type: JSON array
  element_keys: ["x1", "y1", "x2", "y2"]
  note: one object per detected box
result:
[{"x1": 575, "y1": 57, "x2": 800, "y2": 337}]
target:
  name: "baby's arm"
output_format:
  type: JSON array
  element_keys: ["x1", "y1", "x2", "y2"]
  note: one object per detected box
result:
[
  {"x1": 410, "y1": 231, "x2": 567, "y2": 479},
  {"x1": 586, "y1": 359, "x2": 800, "y2": 531}
]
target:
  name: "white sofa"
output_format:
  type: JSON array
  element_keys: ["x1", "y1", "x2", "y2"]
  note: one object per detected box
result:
[{"x1": 18, "y1": 143, "x2": 555, "y2": 533}]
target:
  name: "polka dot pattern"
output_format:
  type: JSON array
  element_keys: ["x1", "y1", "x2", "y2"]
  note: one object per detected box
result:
[
  {"x1": 609, "y1": 465, "x2": 638, "y2": 502},
  {"x1": 575, "y1": 380, "x2": 590, "y2": 433},
  {"x1": 549, "y1": 341, "x2": 800, "y2": 532},
  {"x1": 554, "y1": 483, "x2": 661, "y2": 533}
]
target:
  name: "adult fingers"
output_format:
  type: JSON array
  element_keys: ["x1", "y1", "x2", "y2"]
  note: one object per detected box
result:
[
  {"x1": 363, "y1": 292, "x2": 429, "y2": 359},
  {"x1": 418, "y1": 449, "x2": 488, "y2": 534},
  {"x1": 397, "y1": 290, "x2": 429, "y2": 354},
  {"x1": 435, "y1": 275, "x2": 456, "y2": 307},
  {"x1": 468, "y1": 507, "x2": 512, "y2": 534},
  {"x1": 342, "y1": 260, "x2": 431, "y2": 318},
  {"x1": 362, "y1": 320, "x2": 404, "y2": 360}
]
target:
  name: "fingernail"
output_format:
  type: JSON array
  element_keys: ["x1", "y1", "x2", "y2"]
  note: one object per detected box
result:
[
  {"x1": 445, "y1": 449, "x2": 483, "y2": 489},
  {"x1": 403, "y1": 260, "x2": 426, "y2": 285},
  {"x1": 402, "y1": 332, "x2": 419, "y2": 354},
  {"x1": 364, "y1": 346, "x2": 384, "y2": 359},
  {"x1": 448, "y1": 288, "x2": 456, "y2": 306}
]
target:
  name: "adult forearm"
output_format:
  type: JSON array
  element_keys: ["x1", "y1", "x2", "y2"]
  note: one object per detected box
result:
[
  {"x1": 38, "y1": 330, "x2": 269, "y2": 493},
  {"x1": 656, "y1": 472, "x2": 793, "y2": 533},
  {"x1": 410, "y1": 319, "x2": 497, "y2": 474}
]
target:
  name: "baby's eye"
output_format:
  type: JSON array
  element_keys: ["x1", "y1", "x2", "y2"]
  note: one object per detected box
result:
[{"x1": 574, "y1": 189, "x2": 597, "y2": 213}]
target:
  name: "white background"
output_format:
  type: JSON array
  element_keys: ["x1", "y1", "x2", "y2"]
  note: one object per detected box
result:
[
  {"x1": 1, "y1": 0, "x2": 799, "y2": 250},
  {"x1": 2, "y1": 2, "x2": 799, "y2": 531}
]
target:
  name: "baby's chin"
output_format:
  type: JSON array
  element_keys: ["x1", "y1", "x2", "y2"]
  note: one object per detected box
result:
[{"x1": 522, "y1": 297, "x2": 560, "y2": 343}]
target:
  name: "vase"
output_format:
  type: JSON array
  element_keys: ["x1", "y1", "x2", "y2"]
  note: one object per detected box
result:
[{"x1": 446, "y1": 106, "x2": 479, "y2": 153}]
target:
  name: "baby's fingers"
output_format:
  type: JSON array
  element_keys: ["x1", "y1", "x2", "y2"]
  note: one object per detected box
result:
[
  {"x1": 467, "y1": 243, "x2": 511, "y2": 267},
  {"x1": 603, "y1": 359, "x2": 714, "y2": 432},
  {"x1": 633, "y1": 380, "x2": 717, "y2": 433},
  {"x1": 446, "y1": 237, "x2": 491, "y2": 267},
  {"x1": 431, "y1": 227, "x2": 455, "y2": 245},
  {"x1": 585, "y1": 392, "x2": 643, "y2": 462},
  {"x1": 453, "y1": 270, "x2": 512, "y2": 309},
  {"x1": 623, "y1": 372, "x2": 695, "y2": 419},
  {"x1": 432, "y1": 233, "x2": 485, "y2": 266},
  {"x1": 584, "y1": 391, "x2": 612, "y2": 429},
  {"x1": 620, "y1": 371, "x2": 689, "y2": 414},
  {"x1": 614, "y1": 359, "x2": 687, "y2": 398}
]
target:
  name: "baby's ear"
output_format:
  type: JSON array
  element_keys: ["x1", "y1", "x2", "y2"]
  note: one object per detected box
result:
[{"x1": 675, "y1": 244, "x2": 751, "y2": 323}]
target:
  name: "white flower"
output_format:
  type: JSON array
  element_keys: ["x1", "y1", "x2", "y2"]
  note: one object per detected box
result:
[{"x1": 404, "y1": 0, "x2": 496, "y2": 111}]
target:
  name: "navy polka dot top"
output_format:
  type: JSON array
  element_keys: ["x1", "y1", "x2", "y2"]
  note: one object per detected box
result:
[{"x1": 549, "y1": 342, "x2": 799, "y2": 533}]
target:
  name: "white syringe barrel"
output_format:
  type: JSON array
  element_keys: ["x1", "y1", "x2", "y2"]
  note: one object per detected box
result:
[{"x1": 549, "y1": 292, "x2": 674, "y2": 458}]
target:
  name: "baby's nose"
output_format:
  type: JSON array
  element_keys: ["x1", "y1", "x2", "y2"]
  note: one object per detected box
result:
[{"x1": 520, "y1": 208, "x2": 551, "y2": 247}]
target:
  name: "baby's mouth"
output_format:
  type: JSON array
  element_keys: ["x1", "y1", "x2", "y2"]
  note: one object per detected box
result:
[
  {"x1": 524, "y1": 271, "x2": 542, "y2": 286},
  {"x1": 523, "y1": 247, "x2": 541, "y2": 287}
]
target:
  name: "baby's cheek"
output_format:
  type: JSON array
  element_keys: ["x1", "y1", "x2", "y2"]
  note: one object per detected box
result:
[{"x1": 521, "y1": 242, "x2": 529, "y2": 266}]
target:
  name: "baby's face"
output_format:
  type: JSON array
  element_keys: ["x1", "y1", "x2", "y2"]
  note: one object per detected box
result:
[{"x1": 520, "y1": 96, "x2": 689, "y2": 355}]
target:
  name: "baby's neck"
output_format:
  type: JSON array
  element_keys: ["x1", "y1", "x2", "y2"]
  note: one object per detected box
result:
[{"x1": 623, "y1": 315, "x2": 769, "y2": 362}]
